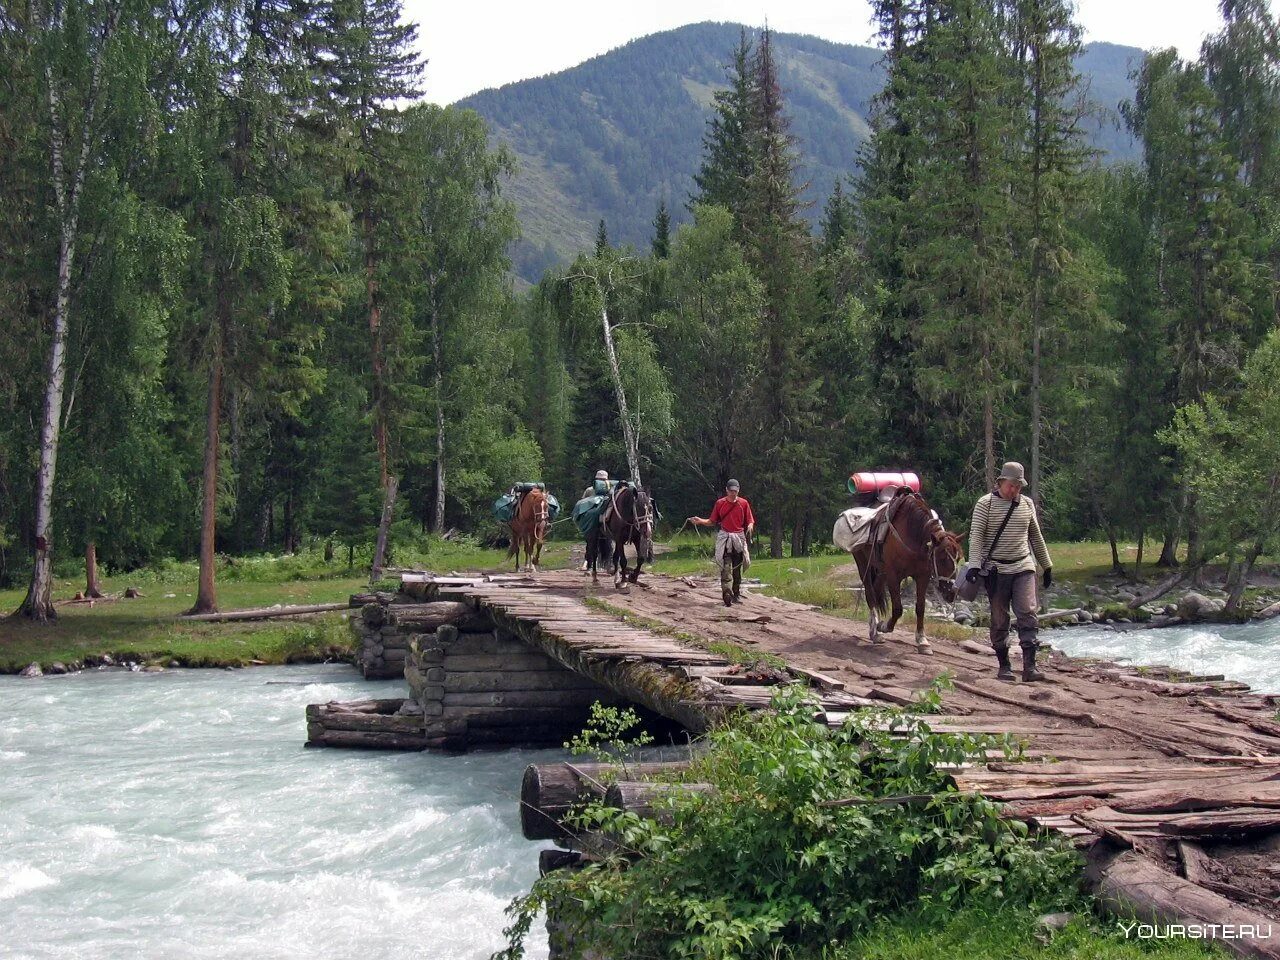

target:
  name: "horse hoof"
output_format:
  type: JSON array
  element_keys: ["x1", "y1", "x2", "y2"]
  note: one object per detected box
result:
[
  {"x1": 916, "y1": 640, "x2": 932, "y2": 653},
  {"x1": 872, "y1": 636, "x2": 888, "y2": 645}
]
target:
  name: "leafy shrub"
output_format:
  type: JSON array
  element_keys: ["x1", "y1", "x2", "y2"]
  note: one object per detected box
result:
[{"x1": 497, "y1": 686, "x2": 1080, "y2": 960}]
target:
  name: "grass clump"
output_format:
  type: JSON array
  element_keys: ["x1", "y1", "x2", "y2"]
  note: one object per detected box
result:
[{"x1": 497, "y1": 686, "x2": 1087, "y2": 960}]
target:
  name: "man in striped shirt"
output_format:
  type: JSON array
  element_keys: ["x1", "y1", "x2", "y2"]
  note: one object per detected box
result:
[{"x1": 968, "y1": 462, "x2": 1053, "y2": 682}]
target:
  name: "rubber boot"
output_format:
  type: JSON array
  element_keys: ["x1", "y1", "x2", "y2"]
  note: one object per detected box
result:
[
  {"x1": 1021, "y1": 645, "x2": 1047, "y2": 682},
  {"x1": 995, "y1": 647, "x2": 1016, "y2": 682},
  {"x1": 722, "y1": 590, "x2": 734, "y2": 608},
  {"x1": 731, "y1": 565, "x2": 742, "y2": 604}
]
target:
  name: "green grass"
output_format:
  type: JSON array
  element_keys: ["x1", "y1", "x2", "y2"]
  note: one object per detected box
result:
[
  {"x1": 0, "y1": 536, "x2": 575, "y2": 672},
  {"x1": 841, "y1": 904, "x2": 1223, "y2": 960}
]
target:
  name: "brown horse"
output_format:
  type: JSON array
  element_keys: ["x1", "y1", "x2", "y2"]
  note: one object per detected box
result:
[
  {"x1": 850, "y1": 489, "x2": 963, "y2": 650},
  {"x1": 507, "y1": 487, "x2": 549, "y2": 572}
]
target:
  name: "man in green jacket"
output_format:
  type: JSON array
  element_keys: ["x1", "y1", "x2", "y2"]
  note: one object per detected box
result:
[{"x1": 967, "y1": 462, "x2": 1053, "y2": 682}]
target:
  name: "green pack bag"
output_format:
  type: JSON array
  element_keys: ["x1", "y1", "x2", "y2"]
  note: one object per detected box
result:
[
  {"x1": 573, "y1": 495, "x2": 608, "y2": 536},
  {"x1": 493, "y1": 485, "x2": 562, "y2": 523}
]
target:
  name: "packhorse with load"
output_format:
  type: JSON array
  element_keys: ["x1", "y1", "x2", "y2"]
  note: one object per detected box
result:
[
  {"x1": 573, "y1": 478, "x2": 654, "y2": 588},
  {"x1": 833, "y1": 471, "x2": 963, "y2": 650},
  {"x1": 493, "y1": 482, "x2": 561, "y2": 573}
]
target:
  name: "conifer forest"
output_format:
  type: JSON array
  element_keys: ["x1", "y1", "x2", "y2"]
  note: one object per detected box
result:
[{"x1": 2, "y1": 0, "x2": 1279, "y2": 618}]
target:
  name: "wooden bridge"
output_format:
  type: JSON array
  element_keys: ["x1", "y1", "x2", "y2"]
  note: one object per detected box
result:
[{"x1": 308, "y1": 569, "x2": 1280, "y2": 957}]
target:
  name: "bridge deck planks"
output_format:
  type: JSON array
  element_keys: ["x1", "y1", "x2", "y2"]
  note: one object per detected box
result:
[{"x1": 406, "y1": 569, "x2": 1280, "y2": 925}]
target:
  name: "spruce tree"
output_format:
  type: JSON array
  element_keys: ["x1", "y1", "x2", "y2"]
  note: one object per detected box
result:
[
  {"x1": 691, "y1": 29, "x2": 755, "y2": 226},
  {"x1": 651, "y1": 200, "x2": 671, "y2": 259},
  {"x1": 742, "y1": 28, "x2": 812, "y2": 557},
  {"x1": 323, "y1": 0, "x2": 423, "y2": 580}
]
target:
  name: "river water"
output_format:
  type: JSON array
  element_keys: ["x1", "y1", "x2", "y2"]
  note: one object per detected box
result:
[
  {"x1": 1050, "y1": 618, "x2": 1280, "y2": 694},
  {"x1": 0, "y1": 665, "x2": 550, "y2": 960}
]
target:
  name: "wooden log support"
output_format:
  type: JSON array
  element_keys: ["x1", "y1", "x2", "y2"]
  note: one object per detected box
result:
[
  {"x1": 1088, "y1": 848, "x2": 1280, "y2": 960},
  {"x1": 603, "y1": 780, "x2": 715, "y2": 823},
  {"x1": 520, "y1": 761, "x2": 692, "y2": 841}
]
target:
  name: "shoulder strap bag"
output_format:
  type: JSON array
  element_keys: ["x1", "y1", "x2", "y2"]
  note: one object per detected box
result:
[{"x1": 956, "y1": 498, "x2": 1017, "y2": 601}]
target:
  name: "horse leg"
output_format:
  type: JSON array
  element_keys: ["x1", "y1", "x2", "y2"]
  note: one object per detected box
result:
[
  {"x1": 869, "y1": 606, "x2": 884, "y2": 644},
  {"x1": 883, "y1": 579, "x2": 904, "y2": 635},
  {"x1": 914, "y1": 577, "x2": 931, "y2": 651},
  {"x1": 614, "y1": 538, "x2": 626, "y2": 589},
  {"x1": 628, "y1": 538, "x2": 642, "y2": 583}
]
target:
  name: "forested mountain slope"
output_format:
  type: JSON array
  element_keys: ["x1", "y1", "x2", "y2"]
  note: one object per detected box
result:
[{"x1": 458, "y1": 22, "x2": 1144, "y2": 281}]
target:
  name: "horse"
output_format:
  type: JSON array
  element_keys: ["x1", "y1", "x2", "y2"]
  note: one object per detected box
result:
[
  {"x1": 506, "y1": 487, "x2": 549, "y2": 572},
  {"x1": 848, "y1": 489, "x2": 963, "y2": 651},
  {"x1": 586, "y1": 484, "x2": 654, "y2": 588}
]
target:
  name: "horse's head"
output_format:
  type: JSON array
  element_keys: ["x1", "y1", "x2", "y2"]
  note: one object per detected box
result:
[
  {"x1": 923, "y1": 526, "x2": 962, "y2": 602},
  {"x1": 625, "y1": 485, "x2": 655, "y2": 551}
]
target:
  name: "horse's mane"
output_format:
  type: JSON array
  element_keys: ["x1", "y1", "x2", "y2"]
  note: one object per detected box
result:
[{"x1": 895, "y1": 490, "x2": 936, "y2": 543}]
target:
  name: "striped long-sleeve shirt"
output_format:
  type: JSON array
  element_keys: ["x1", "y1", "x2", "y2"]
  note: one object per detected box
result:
[{"x1": 968, "y1": 492, "x2": 1052, "y2": 576}]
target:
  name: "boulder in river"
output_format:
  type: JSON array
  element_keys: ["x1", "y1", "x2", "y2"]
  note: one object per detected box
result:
[
  {"x1": 19, "y1": 662, "x2": 42, "y2": 678},
  {"x1": 1255, "y1": 600, "x2": 1280, "y2": 621},
  {"x1": 47, "y1": 662, "x2": 68, "y2": 675},
  {"x1": 1177, "y1": 592, "x2": 1226, "y2": 621}
]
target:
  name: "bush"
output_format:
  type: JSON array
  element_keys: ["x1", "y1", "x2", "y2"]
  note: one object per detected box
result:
[{"x1": 497, "y1": 685, "x2": 1081, "y2": 960}]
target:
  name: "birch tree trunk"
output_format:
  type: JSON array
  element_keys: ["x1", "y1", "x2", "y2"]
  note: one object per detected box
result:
[
  {"x1": 597, "y1": 284, "x2": 642, "y2": 487},
  {"x1": 17, "y1": 3, "x2": 114, "y2": 619}
]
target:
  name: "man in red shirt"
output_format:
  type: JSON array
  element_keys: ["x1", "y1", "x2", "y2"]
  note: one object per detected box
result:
[{"x1": 688, "y1": 479, "x2": 755, "y2": 606}]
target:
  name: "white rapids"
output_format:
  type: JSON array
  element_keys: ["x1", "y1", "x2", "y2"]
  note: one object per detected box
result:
[
  {"x1": 0, "y1": 665, "x2": 551, "y2": 960},
  {"x1": 1050, "y1": 618, "x2": 1280, "y2": 694}
]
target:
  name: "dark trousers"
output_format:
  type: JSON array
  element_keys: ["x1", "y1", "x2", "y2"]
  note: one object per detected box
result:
[
  {"x1": 985, "y1": 570, "x2": 1039, "y2": 652},
  {"x1": 721, "y1": 548, "x2": 743, "y2": 596}
]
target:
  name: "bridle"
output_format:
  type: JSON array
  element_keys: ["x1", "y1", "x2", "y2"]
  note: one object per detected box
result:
[{"x1": 532, "y1": 493, "x2": 549, "y2": 542}]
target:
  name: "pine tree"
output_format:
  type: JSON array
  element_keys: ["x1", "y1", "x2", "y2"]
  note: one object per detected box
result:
[
  {"x1": 1010, "y1": 0, "x2": 1102, "y2": 508},
  {"x1": 651, "y1": 200, "x2": 671, "y2": 259},
  {"x1": 742, "y1": 27, "x2": 812, "y2": 557},
  {"x1": 595, "y1": 218, "x2": 609, "y2": 255},
  {"x1": 1129, "y1": 49, "x2": 1257, "y2": 569},
  {"x1": 691, "y1": 29, "x2": 755, "y2": 225},
  {"x1": 324, "y1": 0, "x2": 424, "y2": 580}
]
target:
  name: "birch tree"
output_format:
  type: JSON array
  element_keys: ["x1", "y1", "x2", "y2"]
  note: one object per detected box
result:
[{"x1": 15, "y1": 0, "x2": 121, "y2": 619}]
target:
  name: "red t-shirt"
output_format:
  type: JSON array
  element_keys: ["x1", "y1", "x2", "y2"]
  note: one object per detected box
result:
[{"x1": 709, "y1": 496, "x2": 755, "y2": 533}]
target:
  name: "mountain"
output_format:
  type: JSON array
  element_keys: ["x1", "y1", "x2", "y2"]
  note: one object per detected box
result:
[{"x1": 457, "y1": 22, "x2": 1146, "y2": 283}]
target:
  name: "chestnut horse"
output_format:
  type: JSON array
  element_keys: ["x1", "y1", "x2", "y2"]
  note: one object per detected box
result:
[
  {"x1": 507, "y1": 487, "x2": 549, "y2": 572},
  {"x1": 850, "y1": 489, "x2": 963, "y2": 650},
  {"x1": 586, "y1": 484, "x2": 654, "y2": 588}
]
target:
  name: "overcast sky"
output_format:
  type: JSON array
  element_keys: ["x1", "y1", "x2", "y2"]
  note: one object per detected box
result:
[{"x1": 406, "y1": 0, "x2": 1233, "y2": 105}]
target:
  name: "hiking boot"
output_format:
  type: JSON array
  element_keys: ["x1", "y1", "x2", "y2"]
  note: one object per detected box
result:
[
  {"x1": 722, "y1": 591, "x2": 734, "y2": 608},
  {"x1": 731, "y1": 588, "x2": 742, "y2": 604},
  {"x1": 1021, "y1": 646, "x2": 1047, "y2": 683},
  {"x1": 995, "y1": 648, "x2": 1016, "y2": 682}
]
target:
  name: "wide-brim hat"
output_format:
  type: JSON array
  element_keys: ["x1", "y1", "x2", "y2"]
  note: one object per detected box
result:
[{"x1": 998, "y1": 461, "x2": 1027, "y2": 486}]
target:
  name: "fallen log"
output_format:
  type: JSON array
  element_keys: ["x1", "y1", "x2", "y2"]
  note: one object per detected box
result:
[
  {"x1": 520, "y1": 760, "x2": 692, "y2": 840},
  {"x1": 183, "y1": 602, "x2": 348, "y2": 622},
  {"x1": 1088, "y1": 848, "x2": 1280, "y2": 960}
]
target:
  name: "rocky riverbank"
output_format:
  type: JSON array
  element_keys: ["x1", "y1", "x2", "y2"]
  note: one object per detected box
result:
[{"x1": 949, "y1": 571, "x2": 1280, "y2": 630}]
